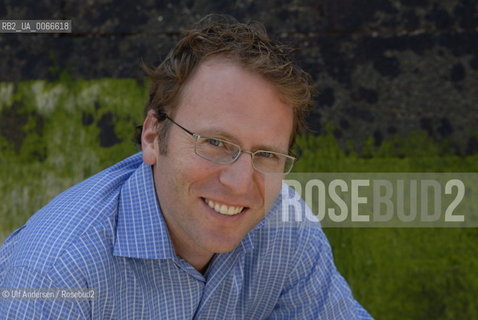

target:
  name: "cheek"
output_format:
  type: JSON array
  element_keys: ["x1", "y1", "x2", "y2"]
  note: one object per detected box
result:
[
  {"x1": 175, "y1": 157, "x2": 220, "y2": 191},
  {"x1": 263, "y1": 176, "x2": 283, "y2": 208}
]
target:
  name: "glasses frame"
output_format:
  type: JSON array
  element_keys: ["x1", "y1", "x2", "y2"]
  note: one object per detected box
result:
[{"x1": 159, "y1": 113, "x2": 296, "y2": 175}]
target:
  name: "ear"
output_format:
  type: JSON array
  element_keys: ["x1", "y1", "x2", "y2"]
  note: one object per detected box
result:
[{"x1": 142, "y1": 110, "x2": 160, "y2": 165}]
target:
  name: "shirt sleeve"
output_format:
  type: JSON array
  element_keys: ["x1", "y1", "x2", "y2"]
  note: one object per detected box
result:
[
  {"x1": 267, "y1": 227, "x2": 374, "y2": 320},
  {"x1": 0, "y1": 266, "x2": 90, "y2": 320}
]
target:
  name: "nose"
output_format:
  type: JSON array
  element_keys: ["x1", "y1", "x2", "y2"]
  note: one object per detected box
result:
[{"x1": 218, "y1": 152, "x2": 256, "y2": 194}]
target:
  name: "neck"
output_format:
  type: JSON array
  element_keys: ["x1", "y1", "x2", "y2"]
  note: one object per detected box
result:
[
  {"x1": 170, "y1": 235, "x2": 214, "y2": 273},
  {"x1": 181, "y1": 251, "x2": 213, "y2": 274}
]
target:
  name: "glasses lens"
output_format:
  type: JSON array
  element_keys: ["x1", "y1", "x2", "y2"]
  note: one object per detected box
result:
[
  {"x1": 252, "y1": 151, "x2": 295, "y2": 174},
  {"x1": 194, "y1": 135, "x2": 295, "y2": 174},
  {"x1": 195, "y1": 136, "x2": 241, "y2": 164}
]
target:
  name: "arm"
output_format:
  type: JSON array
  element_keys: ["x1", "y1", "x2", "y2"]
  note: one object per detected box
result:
[{"x1": 0, "y1": 266, "x2": 90, "y2": 319}]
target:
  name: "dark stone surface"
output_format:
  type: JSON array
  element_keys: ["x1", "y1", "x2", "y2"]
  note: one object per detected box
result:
[
  {"x1": 97, "y1": 112, "x2": 122, "y2": 147},
  {"x1": 1, "y1": 0, "x2": 477, "y2": 154},
  {"x1": 0, "y1": 102, "x2": 29, "y2": 152},
  {"x1": 0, "y1": 98, "x2": 45, "y2": 159},
  {"x1": 82, "y1": 112, "x2": 94, "y2": 126}
]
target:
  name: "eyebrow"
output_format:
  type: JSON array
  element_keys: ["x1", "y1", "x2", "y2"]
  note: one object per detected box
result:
[{"x1": 199, "y1": 128, "x2": 289, "y2": 154}]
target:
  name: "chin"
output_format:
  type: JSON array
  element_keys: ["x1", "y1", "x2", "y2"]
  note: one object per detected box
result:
[
  {"x1": 213, "y1": 246, "x2": 237, "y2": 254},
  {"x1": 207, "y1": 237, "x2": 242, "y2": 254}
]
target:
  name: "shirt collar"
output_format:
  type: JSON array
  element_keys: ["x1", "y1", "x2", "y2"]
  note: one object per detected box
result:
[
  {"x1": 239, "y1": 219, "x2": 265, "y2": 253},
  {"x1": 113, "y1": 159, "x2": 176, "y2": 259}
]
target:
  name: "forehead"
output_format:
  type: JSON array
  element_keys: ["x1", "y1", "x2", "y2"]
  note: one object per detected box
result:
[{"x1": 174, "y1": 58, "x2": 294, "y2": 150}]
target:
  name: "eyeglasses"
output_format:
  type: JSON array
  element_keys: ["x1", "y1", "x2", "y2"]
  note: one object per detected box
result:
[{"x1": 160, "y1": 113, "x2": 296, "y2": 175}]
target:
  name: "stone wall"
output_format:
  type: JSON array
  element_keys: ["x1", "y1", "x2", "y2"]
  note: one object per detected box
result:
[{"x1": 1, "y1": 0, "x2": 477, "y2": 155}]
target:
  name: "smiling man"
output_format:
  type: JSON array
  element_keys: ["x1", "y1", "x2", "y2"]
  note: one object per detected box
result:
[
  {"x1": 0, "y1": 16, "x2": 373, "y2": 319},
  {"x1": 141, "y1": 57, "x2": 293, "y2": 273}
]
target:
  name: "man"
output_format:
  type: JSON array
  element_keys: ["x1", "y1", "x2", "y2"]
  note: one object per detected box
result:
[{"x1": 0, "y1": 16, "x2": 373, "y2": 319}]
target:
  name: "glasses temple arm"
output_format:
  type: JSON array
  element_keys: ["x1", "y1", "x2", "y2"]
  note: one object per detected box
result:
[{"x1": 158, "y1": 113, "x2": 196, "y2": 137}]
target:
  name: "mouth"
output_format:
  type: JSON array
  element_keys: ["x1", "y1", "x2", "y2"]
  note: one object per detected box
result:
[{"x1": 203, "y1": 198, "x2": 245, "y2": 216}]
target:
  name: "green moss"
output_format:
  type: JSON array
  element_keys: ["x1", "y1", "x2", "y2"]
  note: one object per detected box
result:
[
  {"x1": 0, "y1": 79, "x2": 147, "y2": 240},
  {"x1": 291, "y1": 127, "x2": 478, "y2": 318},
  {"x1": 0, "y1": 83, "x2": 14, "y2": 111},
  {"x1": 293, "y1": 129, "x2": 478, "y2": 172},
  {"x1": 324, "y1": 228, "x2": 478, "y2": 319}
]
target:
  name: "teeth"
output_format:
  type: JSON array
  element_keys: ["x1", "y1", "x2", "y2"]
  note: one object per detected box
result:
[{"x1": 205, "y1": 199, "x2": 244, "y2": 216}]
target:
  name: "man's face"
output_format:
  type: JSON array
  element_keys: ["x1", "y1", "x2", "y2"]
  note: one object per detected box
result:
[{"x1": 142, "y1": 58, "x2": 293, "y2": 267}]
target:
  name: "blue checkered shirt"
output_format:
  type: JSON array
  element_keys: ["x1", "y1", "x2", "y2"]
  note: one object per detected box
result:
[{"x1": 0, "y1": 153, "x2": 372, "y2": 319}]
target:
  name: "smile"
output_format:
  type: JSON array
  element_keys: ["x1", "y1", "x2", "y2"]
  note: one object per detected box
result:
[{"x1": 204, "y1": 198, "x2": 244, "y2": 216}]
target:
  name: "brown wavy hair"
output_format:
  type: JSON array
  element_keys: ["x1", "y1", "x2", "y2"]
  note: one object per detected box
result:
[{"x1": 136, "y1": 14, "x2": 314, "y2": 154}]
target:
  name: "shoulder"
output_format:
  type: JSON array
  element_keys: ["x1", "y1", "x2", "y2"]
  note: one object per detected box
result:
[
  {"x1": 0, "y1": 153, "x2": 143, "y2": 276},
  {"x1": 252, "y1": 183, "x2": 329, "y2": 269},
  {"x1": 263, "y1": 183, "x2": 327, "y2": 242}
]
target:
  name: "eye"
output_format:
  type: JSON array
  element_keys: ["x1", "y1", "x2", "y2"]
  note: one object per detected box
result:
[
  {"x1": 257, "y1": 151, "x2": 276, "y2": 159},
  {"x1": 206, "y1": 138, "x2": 224, "y2": 148}
]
